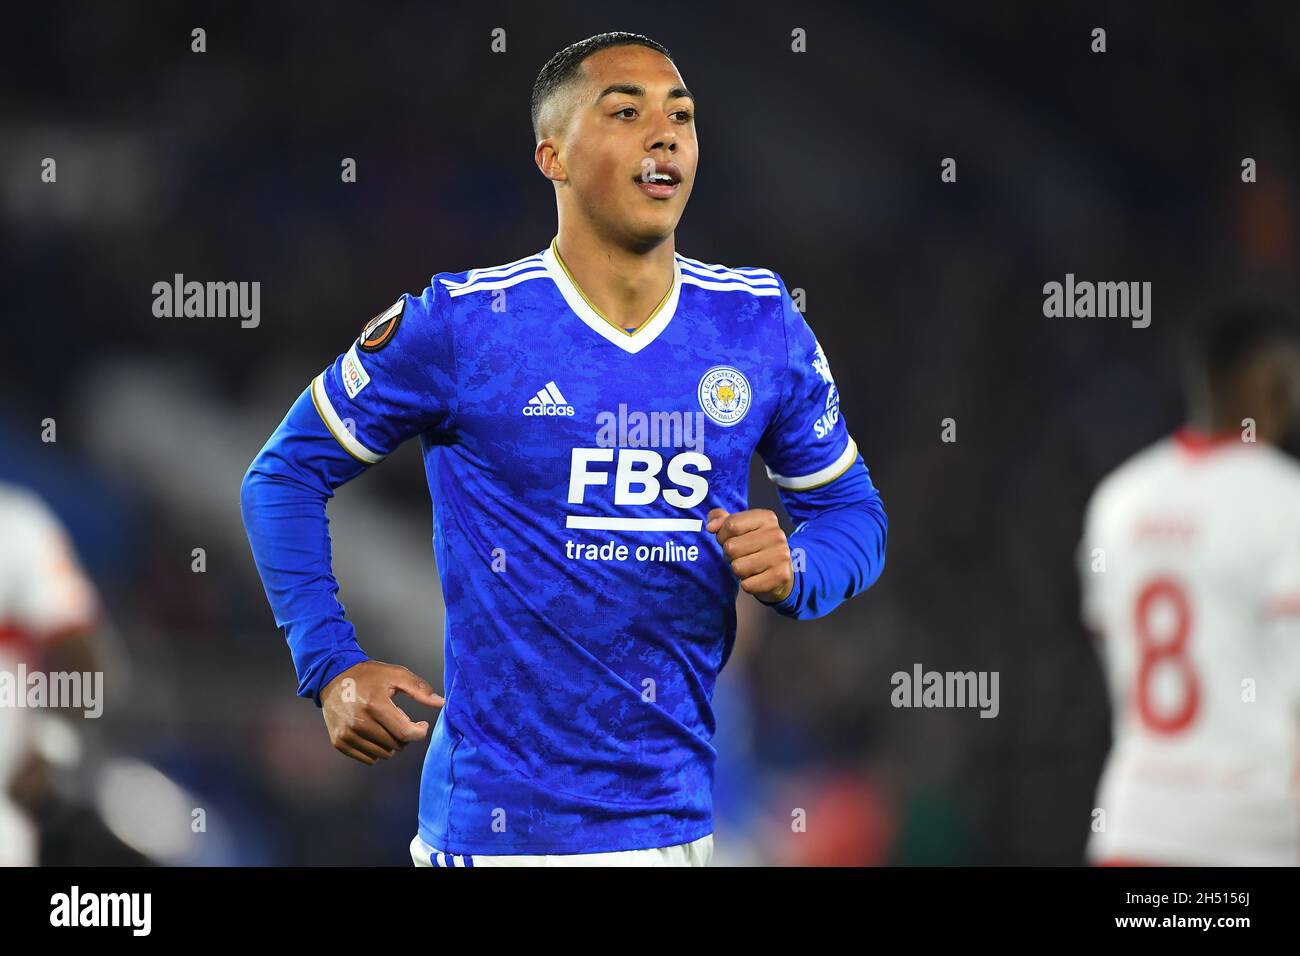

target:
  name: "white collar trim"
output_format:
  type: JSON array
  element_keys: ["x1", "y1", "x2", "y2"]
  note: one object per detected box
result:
[{"x1": 542, "y1": 239, "x2": 681, "y2": 354}]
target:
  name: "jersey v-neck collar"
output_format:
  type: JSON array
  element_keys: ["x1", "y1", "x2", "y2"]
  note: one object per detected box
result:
[{"x1": 541, "y1": 237, "x2": 682, "y2": 355}]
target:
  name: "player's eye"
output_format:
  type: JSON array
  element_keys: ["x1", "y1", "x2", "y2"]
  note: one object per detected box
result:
[
  {"x1": 673, "y1": 110, "x2": 693, "y2": 122},
  {"x1": 614, "y1": 107, "x2": 637, "y2": 119}
]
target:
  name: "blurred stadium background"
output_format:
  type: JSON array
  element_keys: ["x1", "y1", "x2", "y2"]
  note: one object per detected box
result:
[{"x1": 2, "y1": 1, "x2": 1298, "y2": 864}]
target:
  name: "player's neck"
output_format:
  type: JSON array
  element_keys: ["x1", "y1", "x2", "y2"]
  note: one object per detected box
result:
[
  {"x1": 1189, "y1": 410, "x2": 1236, "y2": 435},
  {"x1": 553, "y1": 224, "x2": 676, "y2": 332}
]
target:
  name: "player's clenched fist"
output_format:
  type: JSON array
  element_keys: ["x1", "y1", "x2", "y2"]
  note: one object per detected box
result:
[
  {"x1": 706, "y1": 507, "x2": 794, "y2": 605},
  {"x1": 320, "y1": 661, "x2": 444, "y2": 765}
]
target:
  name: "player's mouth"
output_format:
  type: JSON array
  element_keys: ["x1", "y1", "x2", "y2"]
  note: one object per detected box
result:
[{"x1": 634, "y1": 161, "x2": 682, "y2": 199}]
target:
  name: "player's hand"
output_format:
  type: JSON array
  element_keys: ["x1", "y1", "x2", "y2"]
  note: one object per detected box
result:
[
  {"x1": 320, "y1": 661, "x2": 444, "y2": 765},
  {"x1": 707, "y1": 507, "x2": 794, "y2": 605}
]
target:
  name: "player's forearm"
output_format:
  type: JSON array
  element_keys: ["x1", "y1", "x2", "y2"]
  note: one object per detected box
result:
[
  {"x1": 765, "y1": 455, "x2": 888, "y2": 620},
  {"x1": 240, "y1": 387, "x2": 371, "y2": 704}
]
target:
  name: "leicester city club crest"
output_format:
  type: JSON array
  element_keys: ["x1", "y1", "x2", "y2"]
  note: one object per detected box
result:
[{"x1": 697, "y1": 365, "x2": 752, "y2": 426}]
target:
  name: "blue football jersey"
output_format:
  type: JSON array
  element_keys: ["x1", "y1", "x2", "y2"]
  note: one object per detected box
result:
[{"x1": 309, "y1": 238, "x2": 861, "y2": 854}]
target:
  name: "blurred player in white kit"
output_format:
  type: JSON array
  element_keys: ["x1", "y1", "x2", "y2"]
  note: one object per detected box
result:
[
  {"x1": 0, "y1": 482, "x2": 101, "y2": 866},
  {"x1": 1078, "y1": 303, "x2": 1300, "y2": 866}
]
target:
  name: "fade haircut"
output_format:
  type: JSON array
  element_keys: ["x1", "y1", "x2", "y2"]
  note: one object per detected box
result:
[{"x1": 530, "y1": 32, "x2": 674, "y2": 142}]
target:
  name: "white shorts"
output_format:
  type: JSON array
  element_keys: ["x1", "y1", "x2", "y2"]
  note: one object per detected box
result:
[{"x1": 410, "y1": 832, "x2": 713, "y2": 867}]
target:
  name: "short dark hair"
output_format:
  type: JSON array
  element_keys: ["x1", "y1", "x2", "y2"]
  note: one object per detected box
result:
[
  {"x1": 530, "y1": 32, "x2": 673, "y2": 142},
  {"x1": 1183, "y1": 300, "x2": 1299, "y2": 388}
]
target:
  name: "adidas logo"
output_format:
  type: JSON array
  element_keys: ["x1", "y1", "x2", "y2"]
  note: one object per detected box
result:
[{"x1": 522, "y1": 380, "x2": 575, "y2": 417}]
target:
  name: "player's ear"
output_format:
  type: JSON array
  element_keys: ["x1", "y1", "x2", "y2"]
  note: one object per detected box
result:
[{"x1": 535, "y1": 139, "x2": 567, "y2": 184}]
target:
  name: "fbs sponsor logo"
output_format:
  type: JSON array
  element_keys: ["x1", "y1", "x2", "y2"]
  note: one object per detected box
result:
[{"x1": 523, "y1": 380, "x2": 575, "y2": 416}]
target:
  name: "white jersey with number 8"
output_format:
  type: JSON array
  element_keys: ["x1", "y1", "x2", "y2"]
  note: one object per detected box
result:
[{"x1": 1079, "y1": 430, "x2": 1300, "y2": 866}]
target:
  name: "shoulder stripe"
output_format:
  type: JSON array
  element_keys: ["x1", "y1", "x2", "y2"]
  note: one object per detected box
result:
[
  {"x1": 441, "y1": 267, "x2": 549, "y2": 297},
  {"x1": 678, "y1": 263, "x2": 779, "y2": 290},
  {"x1": 766, "y1": 437, "x2": 858, "y2": 490},
  {"x1": 311, "y1": 373, "x2": 385, "y2": 465},
  {"x1": 680, "y1": 272, "x2": 781, "y2": 296},
  {"x1": 439, "y1": 256, "x2": 546, "y2": 290},
  {"x1": 675, "y1": 253, "x2": 777, "y2": 278},
  {"x1": 444, "y1": 252, "x2": 546, "y2": 287}
]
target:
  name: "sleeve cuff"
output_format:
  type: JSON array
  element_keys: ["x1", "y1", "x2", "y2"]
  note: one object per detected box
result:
[{"x1": 306, "y1": 649, "x2": 371, "y2": 708}]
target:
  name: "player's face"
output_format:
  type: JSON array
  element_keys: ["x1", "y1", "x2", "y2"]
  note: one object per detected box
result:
[{"x1": 558, "y1": 46, "x2": 697, "y2": 247}]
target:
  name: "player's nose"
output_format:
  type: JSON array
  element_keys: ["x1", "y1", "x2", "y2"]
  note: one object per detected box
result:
[{"x1": 645, "y1": 124, "x2": 677, "y2": 153}]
